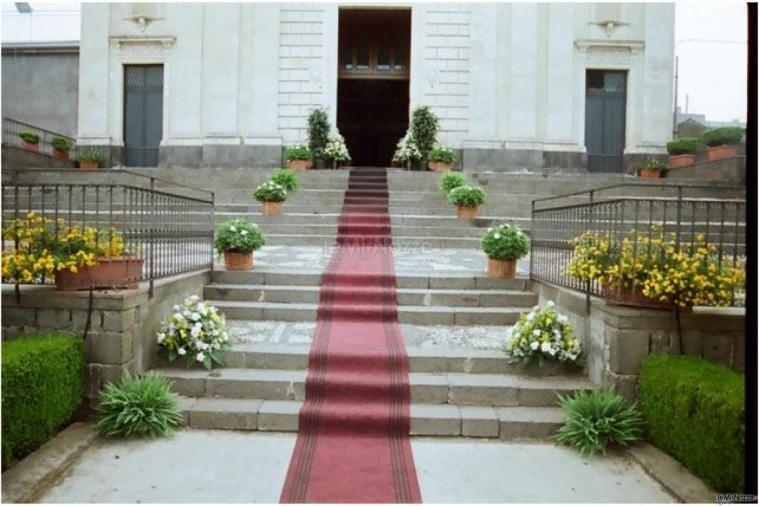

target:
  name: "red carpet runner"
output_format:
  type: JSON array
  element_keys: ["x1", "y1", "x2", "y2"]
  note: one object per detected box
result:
[{"x1": 280, "y1": 167, "x2": 422, "y2": 503}]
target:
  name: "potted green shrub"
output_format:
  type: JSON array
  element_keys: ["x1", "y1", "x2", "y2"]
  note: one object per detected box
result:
[
  {"x1": 481, "y1": 224, "x2": 529, "y2": 278},
  {"x1": 666, "y1": 138, "x2": 699, "y2": 168},
  {"x1": 284, "y1": 144, "x2": 313, "y2": 170},
  {"x1": 410, "y1": 106, "x2": 439, "y2": 170},
  {"x1": 638, "y1": 158, "x2": 666, "y2": 179},
  {"x1": 448, "y1": 185, "x2": 486, "y2": 219},
  {"x1": 428, "y1": 145, "x2": 456, "y2": 171},
  {"x1": 214, "y1": 218, "x2": 266, "y2": 271},
  {"x1": 438, "y1": 171, "x2": 467, "y2": 195},
  {"x1": 700, "y1": 127, "x2": 743, "y2": 161},
  {"x1": 270, "y1": 169, "x2": 301, "y2": 191},
  {"x1": 252, "y1": 181, "x2": 288, "y2": 216},
  {"x1": 307, "y1": 107, "x2": 331, "y2": 169},
  {"x1": 18, "y1": 131, "x2": 40, "y2": 152},
  {"x1": 51, "y1": 137, "x2": 72, "y2": 160},
  {"x1": 76, "y1": 148, "x2": 104, "y2": 170}
]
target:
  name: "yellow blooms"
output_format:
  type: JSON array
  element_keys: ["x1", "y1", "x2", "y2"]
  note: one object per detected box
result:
[
  {"x1": 2, "y1": 213, "x2": 126, "y2": 284},
  {"x1": 566, "y1": 226, "x2": 745, "y2": 308}
]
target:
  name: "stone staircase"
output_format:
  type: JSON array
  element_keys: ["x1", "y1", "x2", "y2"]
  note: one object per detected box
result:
[{"x1": 155, "y1": 342, "x2": 592, "y2": 438}]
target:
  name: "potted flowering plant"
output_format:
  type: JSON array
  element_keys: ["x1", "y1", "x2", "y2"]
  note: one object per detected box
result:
[
  {"x1": 504, "y1": 301, "x2": 583, "y2": 369},
  {"x1": 438, "y1": 171, "x2": 467, "y2": 195},
  {"x1": 1, "y1": 212, "x2": 141, "y2": 291},
  {"x1": 252, "y1": 181, "x2": 287, "y2": 216},
  {"x1": 392, "y1": 131, "x2": 422, "y2": 169},
  {"x1": 214, "y1": 219, "x2": 266, "y2": 271},
  {"x1": 324, "y1": 131, "x2": 351, "y2": 169},
  {"x1": 566, "y1": 227, "x2": 745, "y2": 309},
  {"x1": 76, "y1": 148, "x2": 104, "y2": 170},
  {"x1": 18, "y1": 131, "x2": 40, "y2": 152},
  {"x1": 481, "y1": 224, "x2": 529, "y2": 278},
  {"x1": 427, "y1": 145, "x2": 456, "y2": 171},
  {"x1": 700, "y1": 127, "x2": 744, "y2": 161},
  {"x1": 666, "y1": 138, "x2": 700, "y2": 168},
  {"x1": 447, "y1": 185, "x2": 486, "y2": 219},
  {"x1": 270, "y1": 169, "x2": 301, "y2": 192},
  {"x1": 284, "y1": 144, "x2": 313, "y2": 170},
  {"x1": 638, "y1": 158, "x2": 666, "y2": 179},
  {"x1": 51, "y1": 137, "x2": 72, "y2": 160},
  {"x1": 156, "y1": 295, "x2": 230, "y2": 370}
]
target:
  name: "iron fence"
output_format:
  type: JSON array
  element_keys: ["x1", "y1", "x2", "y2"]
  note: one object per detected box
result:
[
  {"x1": 2, "y1": 170, "x2": 215, "y2": 296},
  {"x1": 2, "y1": 117, "x2": 77, "y2": 157},
  {"x1": 530, "y1": 183, "x2": 746, "y2": 309}
]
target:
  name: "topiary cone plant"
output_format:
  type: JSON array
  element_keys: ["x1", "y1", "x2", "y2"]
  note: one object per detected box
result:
[
  {"x1": 307, "y1": 107, "x2": 331, "y2": 169},
  {"x1": 410, "y1": 106, "x2": 439, "y2": 170}
]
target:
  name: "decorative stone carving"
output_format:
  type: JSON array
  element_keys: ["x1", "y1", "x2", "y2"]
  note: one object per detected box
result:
[
  {"x1": 575, "y1": 40, "x2": 644, "y2": 63},
  {"x1": 110, "y1": 36, "x2": 175, "y2": 59}
]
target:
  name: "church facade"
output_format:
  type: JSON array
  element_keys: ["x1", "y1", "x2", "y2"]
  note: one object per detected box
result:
[{"x1": 77, "y1": 3, "x2": 675, "y2": 172}]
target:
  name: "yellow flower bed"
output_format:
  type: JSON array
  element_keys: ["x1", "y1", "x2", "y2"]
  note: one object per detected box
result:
[
  {"x1": 2, "y1": 212, "x2": 125, "y2": 283},
  {"x1": 566, "y1": 225, "x2": 745, "y2": 308}
]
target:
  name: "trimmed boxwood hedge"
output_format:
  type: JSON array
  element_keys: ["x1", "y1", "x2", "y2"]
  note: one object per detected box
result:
[
  {"x1": 2, "y1": 333, "x2": 85, "y2": 470},
  {"x1": 638, "y1": 354, "x2": 744, "y2": 492}
]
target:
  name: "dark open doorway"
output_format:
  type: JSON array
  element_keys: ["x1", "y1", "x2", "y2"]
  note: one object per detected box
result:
[{"x1": 337, "y1": 9, "x2": 411, "y2": 167}]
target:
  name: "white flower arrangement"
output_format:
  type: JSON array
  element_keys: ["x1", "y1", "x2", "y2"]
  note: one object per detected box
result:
[
  {"x1": 157, "y1": 295, "x2": 231, "y2": 370},
  {"x1": 392, "y1": 131, "x2": 422, "y2": 164},
  {"x1": 504, "y1": 301, "x2": 583, "y2": 367},
  {"x1": 324, "y1": 131, "x2": 351, "y2": 162}
]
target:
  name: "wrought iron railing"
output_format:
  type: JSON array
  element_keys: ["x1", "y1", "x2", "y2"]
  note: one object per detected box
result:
[
  {"x1": 2, "y1": 169, "x2": 215, "y2": 296},
  {"x1": 2, "y1": 117, "x2": 77, "y2": 158},
  {"x1": 530, "y1": 182, "x2": 746, "y2": 309}
]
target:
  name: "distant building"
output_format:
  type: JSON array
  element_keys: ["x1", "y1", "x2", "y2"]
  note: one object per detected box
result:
[
  {"x1": 76, "y1": 3, "x2": 676, "y2": 172},
  {"x1": 675, "y1": 106, "x2": 746, "y2": 139}
]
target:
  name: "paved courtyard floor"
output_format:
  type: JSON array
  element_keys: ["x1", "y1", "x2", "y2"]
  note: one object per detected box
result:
[{"x1": 39, "y1": 430, "x2": 673, "y2": 503}]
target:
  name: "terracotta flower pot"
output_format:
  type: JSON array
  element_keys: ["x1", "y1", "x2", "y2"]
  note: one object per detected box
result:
[
  {"x1": 707, "y1": 144, "x2": 739, "y2": 161},
  {"x1": 79, "y1": 161, "x2": 100, "y2": 170},
  {"x1": 668, "y1": 154, "x2": 696, "y2": 168},
  {"x1": 223, "y1": 251, "x2": 253, "y2": 271},
  {"x1": 52, "y1": 148, "x2": 70, "y2": 160},
  {"x1": 456, "y1": 205, "x2": 479, "y2": 219},
  {"x1": 639, "y1": 168, "x2": 662, "y2": 179},
  {"x1": 261, "y1": 201, "x2": 284, "y2": 216},
  {"x1": 428, "y1": 161, "x2": 453, "y2": 172},
  {"x1": 487, "y1": 258, "x2": 517, "y2": 278},
  {"x1": 55, "y1": 256, "x2": 143, "y2": 291},
  {"x1": 287, "y1": 159, "x2": 313, "y2": 170},
  {"x1": 21, "y1": 141, "x2": 39, "y2": 152}
]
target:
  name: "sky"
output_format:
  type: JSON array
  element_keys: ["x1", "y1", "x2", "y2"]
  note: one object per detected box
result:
[{"x1": 0, "y1": 1, "x2": 750, "y2": 123}]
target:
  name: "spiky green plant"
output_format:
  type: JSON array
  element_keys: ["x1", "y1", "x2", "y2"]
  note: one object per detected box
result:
[
  {"x1": 555, "y1": 389, "x2": 643, "y2": 456},
  {"x1": 270, "y1": 169, "x2": 301, "y2": 191},
  {"x1": 95, "y1": 372, "x2": 183, "y2": 438}
]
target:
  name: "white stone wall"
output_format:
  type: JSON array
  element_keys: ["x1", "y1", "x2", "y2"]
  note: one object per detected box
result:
[{"x1": 77, "y1": 2, "x2": 676, "y2": 164}]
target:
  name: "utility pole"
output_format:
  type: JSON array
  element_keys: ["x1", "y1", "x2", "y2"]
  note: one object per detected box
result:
[{"x1": 672, "y1": 55, "x2": 679, "y2": 138}]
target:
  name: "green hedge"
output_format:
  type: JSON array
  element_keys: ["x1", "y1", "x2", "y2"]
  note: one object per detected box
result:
[
  {"x1": 2, "y1": 333, "x2": 85, "y2": 470},
  {"x1": 638, "y1": 354, "x2": 744, "y2": 492}
]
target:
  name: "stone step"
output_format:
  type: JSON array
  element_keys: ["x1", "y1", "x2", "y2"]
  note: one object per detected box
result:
[
  {"x1": 158, "y1": 367, "x2": 589, "y2": 407},
  {"x1": 252, "y1": 233, "x2": 487, "y2": 249},
  {"x1": 207, "y1": 300, "x2": 526, "y2": 325},
  {"x1": 204, "y1": 283, "x2": 538, "y2": 307},
  {"x1": 178, "y1": 397, "x2": 566, "y2": 439},
  {"x1": 166, "y1": 343, "x2": 580, "y2": 377},
  {"x1": 211, "y1": 269, "x2": 529, "y2": 290}
]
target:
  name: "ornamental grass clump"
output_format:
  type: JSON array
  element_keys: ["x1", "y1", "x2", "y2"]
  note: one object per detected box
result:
[
  {"x1": 566, "y1": 226, "x2": 745, "y2": 308},
  {"x1": 481, "y1": 224, "x2": 529, "y2": 261},
  {"x1": 156, "y1": 295, "x2": 231, "y2": 370},
  {"x1": 214, "y1": 219, "x2": 266, "y2": 254},
  {"x1": 95, "y1": 372, "x2": 183, "y2": 438},
  {"x1": 438, "y1": 171, "x2": 467, "y2": 195},
  {"x1": 253, "y1": 181, "x2": 288, "y2": 202},
  {"x1": 556, "y1": 389, "x2": 643, "y2": 456},
  {"x1": 1, "y1": 212, "x2": 125, "y2": 284},
  {"x1": 447, "y1": 185, "x2": 486, "y2": 208},
  {"x1": 270, "y1": 169, "x2": 301, "y2": 191},
  {"x1": 504, "y1": 301, "x2": 582, "y2": 367}
]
